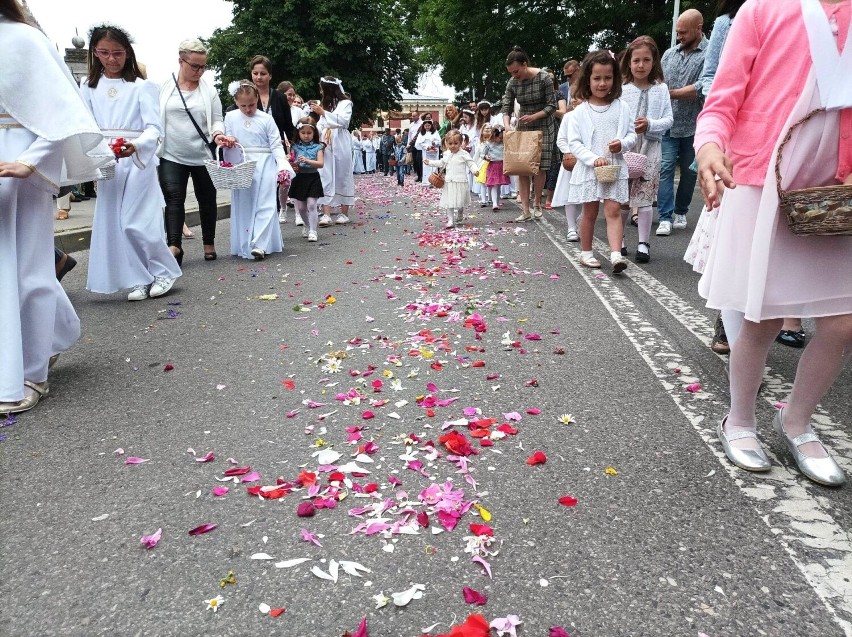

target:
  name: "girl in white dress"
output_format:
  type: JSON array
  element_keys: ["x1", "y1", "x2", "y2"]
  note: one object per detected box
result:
[
  {"x1": 415, "y1": 119, "x2": 441, "y2": 184},
  {"x1": 459, "y1": 109, "x2": 479, "y2": 194},
  {"x1": 0, "y1": 7, "x2": 112, "y2": 414},
  {"x1": 567, "y1": 51, "x2": 637, "y2": 273},
  {"x1": 81, "y1": 25, "x2": 182, "y2": 301},
  {"x1": 620, "y1": 36, "x2": 673, "y2": 263},
  {"x1": 312, "y1": 77, "x2": 355, "y2": 226},
  {"x1": 352, "y1": 130, "x2": 365, "y2": 174},
  {"x1": 424, "y1": 130, "x2": 481, "y2": 228},
  {"x1": 472, "y1": 124, "x2": 493, "y2": 205},
  {"x1": 219, "y1": 81, "x2": 294, "y2": 260},
  {"x1": 551, "y1": 109, "x2": 582, "y2": 241}
]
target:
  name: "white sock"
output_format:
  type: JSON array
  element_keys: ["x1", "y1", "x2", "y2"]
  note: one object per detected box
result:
[
  {"x1": 637, "y1": 206, "x2": 653, "y2": 244},
  {"x1": 610, "y1": 251, "x2": 621, "y2": 263},
  {"x1": 565, "y1": 204, "x2": 580, "y2": 232},
  {"x1": 581, "y1": 250, "x2": 594, "y2": 261}
]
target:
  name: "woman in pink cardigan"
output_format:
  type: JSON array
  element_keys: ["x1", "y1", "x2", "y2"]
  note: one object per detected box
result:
[{"x1": 695, "y1": 0, "x2": 851, "y2": 487}]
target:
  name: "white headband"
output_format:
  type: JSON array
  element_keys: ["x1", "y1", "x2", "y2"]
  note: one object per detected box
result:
[
  {"x1": 296, "y1": 122, "x2": 316, "y2": 130},
  {"x1": 322, "y1": 77, "x2": 345, "y2": 93},
  {"x1": 229, "y1": 80, "x2": 257, "y2": 97}
]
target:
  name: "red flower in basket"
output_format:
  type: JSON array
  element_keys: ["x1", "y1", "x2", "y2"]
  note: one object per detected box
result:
[{"x1": 219, "y1": 161, "x2": 234, "y2": 168}]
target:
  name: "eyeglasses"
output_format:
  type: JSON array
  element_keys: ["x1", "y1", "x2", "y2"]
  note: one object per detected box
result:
[
  {"x1": 180, "y1": 58, "x2": 207, "y2": 72},
  {"x1": 94, "y1": 48, "x2": 126, "y2": 60}
]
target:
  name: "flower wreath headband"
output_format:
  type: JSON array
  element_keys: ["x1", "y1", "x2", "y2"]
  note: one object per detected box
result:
[
  {"x1": 228, "y1": 79, "x2": 258, "y2": 97},
  {"x1": 296, "y1": 122, "x2": 317, "y2": 130}
]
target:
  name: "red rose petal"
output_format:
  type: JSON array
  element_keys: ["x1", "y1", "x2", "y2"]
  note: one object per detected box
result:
[
  {"x1": 269, "y1": 608, "x2": 285, "y2": 618},
  {"x1": 188, "y1": 523, "x2": 217, "y2": 536},
  {"x1": 559, "y1": 495, "x2": 578, "y2": 507},
  {"x1": 526, "y1": 451, "x2": 547, "y2": 465}
]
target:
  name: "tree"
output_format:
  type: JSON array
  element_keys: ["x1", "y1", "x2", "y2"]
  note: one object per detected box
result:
[
  {"x1": 414, "y1": 0, "x2": 716, "y2": 103},
  {"x1": 206, "y1": 0, "x2": 423, "y2": 128}
]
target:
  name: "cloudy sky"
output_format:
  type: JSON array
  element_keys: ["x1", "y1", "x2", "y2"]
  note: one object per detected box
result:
[{"x1": 27, "y1": 0, "x2": 454, "y2": 97}]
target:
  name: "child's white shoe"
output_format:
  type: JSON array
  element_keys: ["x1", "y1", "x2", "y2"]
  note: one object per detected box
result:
[{"x1": 308, "y1": 231, "x2": 318, "y2": 242}]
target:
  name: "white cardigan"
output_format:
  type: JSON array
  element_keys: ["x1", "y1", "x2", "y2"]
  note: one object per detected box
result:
[
  {"x1": 567, "y1": 99, "x2": 637, "y2": 168},
  {"x1": 621, "y1": 83, "x2": 673, "y2": 141},
  {"x1": 158, "y1": 76, "x2": 224, "y2": 159}
]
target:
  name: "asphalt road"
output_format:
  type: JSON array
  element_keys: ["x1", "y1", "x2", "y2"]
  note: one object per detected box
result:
[{"x1": 1, "y1": 174, "x2": 849, "y2": 637}]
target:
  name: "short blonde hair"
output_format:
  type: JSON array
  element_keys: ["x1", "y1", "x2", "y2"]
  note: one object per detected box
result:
[{"x1": 179, "y1": 39, "x2": 207, "y2": 55}]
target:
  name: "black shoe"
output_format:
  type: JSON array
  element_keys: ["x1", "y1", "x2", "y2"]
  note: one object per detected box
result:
[
  {"x1": 620, "y1": 246, "x2": 629, "y2": 257},
  {"x1": 635, "y1": 242, "x2": 650, "y2": 263},
  {"x1": 776, "y1": 329, "x2": 805, "y2": 348},
  {"x1": 56, "y1": 253, "x2": 77, "y2": 282},
  {"x1": 170, "y1": 246, "x2": 184, "y2": 267}
]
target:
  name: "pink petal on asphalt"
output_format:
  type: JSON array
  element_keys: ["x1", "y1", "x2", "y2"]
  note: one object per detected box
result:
[
  {"x1": 195, "y1": 452, "x2": 215, "y2": 463},
  {"x1": 125, "y1": 457, "x2": 149, "y2": 465},
  {"x1": 140, "y1": 528, "x2": 162, "y2": 549},
  {"x1": 188, "y1": 523, "x2": 218, "y2": 536},
  {"x1": 212, "y1": 486, "x2": 229, "y2": 497},
  {"x1": 241, "y1": 471, "x2": 261, "y2": 483}
]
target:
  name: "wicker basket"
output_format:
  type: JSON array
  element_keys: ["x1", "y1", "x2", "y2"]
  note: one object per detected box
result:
[
  {"x1": 776, "y1": 109, "x2": 852, "y2": 236},
  {"x1": 205, "y1": 143, "x2": 256, "y2": 190},
  {"x1": 594, "y1": 156, "x2": 620, "y2": 184},
  {"x1": 428, "y1": 169, "x2": 445, "y2": 189},
  {"x1": 98, "y1": 162, "x2": 116, "y2": 181}
]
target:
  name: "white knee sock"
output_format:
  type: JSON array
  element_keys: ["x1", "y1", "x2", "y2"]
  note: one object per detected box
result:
[
  {"x1": 294, "y1": 200, "x2": 309, "y2": 227},
  {"x1": 565, "y1": 204, "x2": 580, "y2": 232},
  {"x1": 490, "y1": 186, "x2": 501, "y2": 207},
  {"x1": 637, "y1": 206, "x2": 652, "y2": 249},
  {"x1": 721, "y1": 309, "x2": 745, "y2": 347}
]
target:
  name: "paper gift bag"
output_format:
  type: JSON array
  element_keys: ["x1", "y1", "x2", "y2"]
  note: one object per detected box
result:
[{"x1": 502, "y1": 130, "x2": 542, "y2": 176}]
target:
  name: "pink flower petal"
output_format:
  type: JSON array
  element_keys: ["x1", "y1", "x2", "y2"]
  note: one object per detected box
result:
[
  {"x1": 140, "y1": 528, "x2": 162, "y2": 549},
  {"x1": 361, "y1": 410, "x2": 375, "y2": 420},
  {"x1": 195, "y1": 452, "x2": 215, "y2": 463},
  {"x1": 188, "y1": 523, "x2": 218, "y2": 536},
  {"x1": 241, "y1": 471, "x2": 261, "y2": 483},
  {"x1": 471, "y1": 555, "x2": 492, "y2": 579},
  {"x1": 212, "y1": 486, "x2": 229, "y2": 497},
  {"x1": 125, "y1": 457, "x2": 149, "y2": 465},
  {"x1": 462, "y1": 586, "x2": 488, "y2": 605},
  {"x1": 296, "y1": 502, "x2": 316, "y2": 517},
  {"x1": 685, "y1": 383, "x2": 702, "y2": 393},
  {"x1": 525, "y1": 408, "x2": 541, "y2": 415}
]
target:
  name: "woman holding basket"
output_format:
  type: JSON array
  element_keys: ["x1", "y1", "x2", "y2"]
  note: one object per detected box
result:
[{"x1": 696, "y1": 0, "x2": 851, "y2": 486}]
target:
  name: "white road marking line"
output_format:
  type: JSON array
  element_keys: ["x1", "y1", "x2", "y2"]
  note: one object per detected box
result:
[{"x1": 536, "y1": 216, "x2": 852, "y2": 636}]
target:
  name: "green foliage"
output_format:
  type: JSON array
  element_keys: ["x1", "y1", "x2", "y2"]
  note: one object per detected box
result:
[
  {"x1": 206, "y1": 0, "x2": 423, "y2": 127},
  {"x1": 415, "y1": 0, "x2": 717, "y2": 102}
]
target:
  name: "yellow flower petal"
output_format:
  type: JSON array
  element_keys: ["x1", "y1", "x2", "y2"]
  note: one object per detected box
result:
[
  {"x1": 604, "y1": 466, "x2": 618, "y2": 476},
  {"x1": 474, "y1": 503, "x2": 492, "y2": 522}
]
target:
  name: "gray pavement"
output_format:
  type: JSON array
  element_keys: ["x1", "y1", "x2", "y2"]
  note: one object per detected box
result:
[{"x1": 2, "y1": 174, "x2": 850, "y2": 637}]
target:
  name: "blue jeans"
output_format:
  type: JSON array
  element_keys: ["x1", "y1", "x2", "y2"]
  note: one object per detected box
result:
[
  {"x1": 396, "y1": 163, "x2": 405, "y2": 185},
  {"x1": 658, "y1": 133, "x2": 697, "y2": 223}
]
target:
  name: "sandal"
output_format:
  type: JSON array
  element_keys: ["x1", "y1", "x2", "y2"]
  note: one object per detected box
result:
[
  {"x1": 710, "y1": 314, "x2": 730, "y2": 354},
  {"x1": 579, "y1": 255, "x2": 601, "y2": 269},
  {"x1": 776, "y1": 329, "x2": 805, "y2": 348},
  {"x1": 513, "y1": 215, "x2": 532, "y2": 223},
  {"x1": 0, "y1": 380, "x2": 49, "y2": 415},
  {"x1": 55, "y1": 209, "x2": 70, "y2": 221}
]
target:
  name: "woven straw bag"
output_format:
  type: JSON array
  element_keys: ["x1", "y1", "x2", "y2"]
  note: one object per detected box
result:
[
  {"x1": 205, "y1": 143, "x2": 256, "y2": 190},
  {"x1": 776, "y1": 109, "x2": 852, "y2": 236},
  {"x1": 594, "y1": 155, "x2": 620, "y2": 184},
  {"x1": 428, "y1": 168, "x2": 445, "y2": 189}
]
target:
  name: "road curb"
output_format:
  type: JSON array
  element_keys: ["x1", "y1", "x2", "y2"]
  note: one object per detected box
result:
[{"x1": 54, "y1": 202, "x2": 232, "y2": 254}]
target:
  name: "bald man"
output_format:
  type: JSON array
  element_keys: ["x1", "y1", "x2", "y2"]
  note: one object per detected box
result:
[{"x1": 657, "y1": 8, "x2": 708, "y2": 236}]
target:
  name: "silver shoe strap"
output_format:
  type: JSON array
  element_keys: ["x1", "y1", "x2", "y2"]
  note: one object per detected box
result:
[
  {"x1": 725, "y1": 430, "x2": 758, "y2": 441},
  {"x1": 791, "y1": 432, "x2": 821, "y2": 447}
]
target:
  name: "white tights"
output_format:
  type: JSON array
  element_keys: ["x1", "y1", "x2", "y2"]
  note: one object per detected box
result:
[
  {"x1": 565, "y1": 204, "x2": 581, "y2": 232},
  {"x1": 294, "y1": 198, "x2": 319, "y2": 232},
  {"x1": 489, "y1": 186, "x2": 501, "y2": 208}
]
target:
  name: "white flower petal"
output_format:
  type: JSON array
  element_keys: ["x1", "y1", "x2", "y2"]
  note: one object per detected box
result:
[{"x1": 275, "y1": 558, "x2": 312, "y2": 568}]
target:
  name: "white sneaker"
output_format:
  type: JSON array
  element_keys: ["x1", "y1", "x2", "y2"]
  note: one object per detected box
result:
[
  {"x1": 250, "y1": 248, "x2": 265, "y2": 260},
  {"x1": 294, "y1": 216, "x2": 304, "y2": 226},
  {"x1": 301, "y1": 226, "x2": 309, "y2": 237},
  {"x1": 278, "y1": 211, "x2": 287, "y2": 224},
  {"x1": 149, "y1": 277, "x2": 175, "y2": 298},
  {"x1": 318, "y1": 214, "x2": 332, "y2": 227},
  {"x1": 335, "y1": 214, "x2": 349, "y2": 224},
  {"x1": 656, "y1": 220, "x2": 672, "y2": 236},
  {"x1": 308, "y1": 231, "x2": 318, "y2": 242},
  {"x1": 672, "y1": 213, "x2": 687, "y2": 229},
  {"x1": 566, "y1": 229, "x2": 579, "y2": 242},
  {"x1": 127, "y1": 284, "x2": 149, "y2": 301}
]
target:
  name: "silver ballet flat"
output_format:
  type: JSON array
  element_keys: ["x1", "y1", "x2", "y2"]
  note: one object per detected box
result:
[
  {"x1": 717, "y1": 417, "x2": 771, "y2": 472},
  {"x1": 773, "y1": 409, "x2": 846, "y2": 487}
]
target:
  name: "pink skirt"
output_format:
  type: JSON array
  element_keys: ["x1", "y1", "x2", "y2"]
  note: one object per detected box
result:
[
  {"x1": 698, "y1": 74, "x2": 852, "y2": 321},
  {"x1": 485, "y1": 160, "x2": 510, "y2": 186}
]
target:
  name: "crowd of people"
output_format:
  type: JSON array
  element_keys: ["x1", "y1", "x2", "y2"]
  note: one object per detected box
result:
[{"x1": 1, "y1": 0, "x2": 850, "y2": 489}]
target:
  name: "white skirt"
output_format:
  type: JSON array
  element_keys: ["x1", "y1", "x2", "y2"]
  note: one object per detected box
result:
[
  {"x1": 440, "y1": 181, "x2": 471, "y2": 209},
  {"x1": 698, "y1": 73, "x2": 852, "y2": 322}
]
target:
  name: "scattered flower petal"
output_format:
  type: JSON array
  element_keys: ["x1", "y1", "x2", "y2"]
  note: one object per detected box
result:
[{"x1": 140, "y1": 528, "x2": 162, "y2": 549}]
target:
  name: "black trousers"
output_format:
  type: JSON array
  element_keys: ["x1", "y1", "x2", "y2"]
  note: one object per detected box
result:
[
  {"x1": 414, "y1": 149, "x2": 423, "y2": 181},
  {"x1": 158, "y1": 158, "x2": 218, "y2": 248}
]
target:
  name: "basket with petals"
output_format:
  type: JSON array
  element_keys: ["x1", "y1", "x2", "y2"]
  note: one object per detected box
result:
[
  {"x1": 205, "y1": 143, "x2": 256, "y2": 190},
  {"x1": 776, "y1": 109, "x2": 852, "y2": 236},
  {"x1": 594, "y1": 155, "x2": 620, "y2": 184}
]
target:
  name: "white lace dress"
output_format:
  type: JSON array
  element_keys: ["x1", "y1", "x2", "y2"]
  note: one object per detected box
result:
[{"x1": 566, "y1": 104, "x2": 629, "y2": 204}]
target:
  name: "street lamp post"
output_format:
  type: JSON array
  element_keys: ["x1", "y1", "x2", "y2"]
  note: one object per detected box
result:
[{"x1": 671, "y1": 0, "x2": 681, "y2": 49}]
